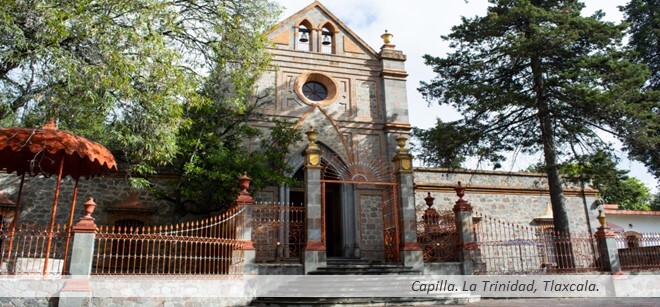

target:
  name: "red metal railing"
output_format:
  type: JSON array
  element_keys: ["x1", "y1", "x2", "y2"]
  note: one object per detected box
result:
[
  {"x1": 0, "y1": 222, "x2": 69, "y2": 276},
  {"x1": 92, "y1": 205, "x2": 245, "y2": 275},
  {"x1": 416, "y1": 210, "x2": 458, "y2": 262},
  {"x1": 473, "y1": 212, "x2": 603, "y2": 274},
  {"x1": 253, "y1": 202, "x2": 305, "y2": 263},
  {"x1": 617, "y1": 232, "x2": 660, "y2": 271}
]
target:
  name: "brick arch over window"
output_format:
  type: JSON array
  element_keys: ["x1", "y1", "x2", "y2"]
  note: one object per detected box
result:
[
  {"x1": 319, "y1": 21, "x2": 338, "y2": 54},
  {"x1": 295, "y1": 19, "x2": 314, "y2": 52}
]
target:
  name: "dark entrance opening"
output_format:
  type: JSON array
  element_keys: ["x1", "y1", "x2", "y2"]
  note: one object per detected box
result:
[
  {"x1": 290, "y1": 167, "x2": 305, "y2": 206},
  {"x1": 324, "y1": 181, "x2": 342, "y2": 257}
]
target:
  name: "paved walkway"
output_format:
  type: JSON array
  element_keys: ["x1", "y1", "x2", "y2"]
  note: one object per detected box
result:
[{"x1": 473, "y1": 298, "x2": 660, "y2": 306}]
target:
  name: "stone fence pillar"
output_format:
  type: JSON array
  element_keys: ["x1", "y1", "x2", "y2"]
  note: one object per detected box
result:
[
  {"x1": 452, "y1": 182, "x2": 481, "y2": 275},
  {"x1": 235, "y1": 172, "x2": 256, "y2": 274},
  {"x1": 594, "y1": 210, "x2": 623, "y2": 275},
  {"x1": 59, "y1": 198, "x2": 98, "y2": 307},
  {"x1": 302, "y1": 127, "x2": 326, "y2": 274},
  {"x1": 392, "y1": 136, "x2": 423, "y2": 271}
]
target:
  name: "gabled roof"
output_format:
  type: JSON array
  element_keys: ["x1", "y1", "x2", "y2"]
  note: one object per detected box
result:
[{"x1": 266, "y1": 1, "x2": 379, "y2": 57}]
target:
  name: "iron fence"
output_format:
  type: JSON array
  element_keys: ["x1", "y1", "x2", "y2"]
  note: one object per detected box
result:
[
  {"x1": 617, "y1": 232, "x2": 660, "y2": 271},
  {"x1": 0, "y1": 222, "x2": 69, "y2": 276},
  {"x1": 92, "y1": 205, "x2": 245, "y2": 275},
  {"x1": 416, "y1": 210, "x2": 458, "y2": 262},
  {"x1": 253, "y1": 202, "x2": 305, "y2": 263},
  {"x1": 473, "y1": 212, "x2": 602, "y2": 274}
]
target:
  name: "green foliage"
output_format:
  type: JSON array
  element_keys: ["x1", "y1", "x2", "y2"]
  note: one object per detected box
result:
[
  {"x1": 0, "y1": 0, "x2": 298, "y2": 215},
  {"x1": 418, "y1": 0, "x2": 652, "y2": 234},
  {"x1": 651, "y1": 192, "x2": 660, "y2": 210},
  {"x1": 622, "y1": 0, "x2": 660, "y2": 90},
  {"x1": 160, "y1": 91, "x2": 302, "y2": 214},
  {"x1": 412, "y1": 119, "x2": 505, "y2": 169},
  {"x1": 618, "y1": 0, "x2": 660, "y2": 179},
  {"x1": 553, "y1": 151, "x2": 654, "y2": 211},
  {"x1": 0, "y1": 0, "x2": 281, "y2": 175}
]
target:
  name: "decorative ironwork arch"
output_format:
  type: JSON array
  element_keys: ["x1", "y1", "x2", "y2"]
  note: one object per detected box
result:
[
  {"x1": 319, "y1": 152, "x2": 400, "y2": 262},
  {"x1": 321, "y1": 153, "x2": 395, "y2": 183}
]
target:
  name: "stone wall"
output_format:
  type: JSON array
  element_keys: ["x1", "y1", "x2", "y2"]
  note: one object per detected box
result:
[
  {"x1": 358, "y1": 190, "x2": 384, "y2": 260},
  {"x1": 0, "y1": 174, "x2": 175, "y2": 227},
  {"x1": 413, "y1": 168, "x2": 601, "y2": 234}
]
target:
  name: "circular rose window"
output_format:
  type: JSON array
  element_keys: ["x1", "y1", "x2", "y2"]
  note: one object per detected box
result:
[
  {"x1": 302, "y1": 82, "x2": 328, "y2": 101},
  {"x1": 294, "y1": 72, "x2": 339, "y2": 107}
]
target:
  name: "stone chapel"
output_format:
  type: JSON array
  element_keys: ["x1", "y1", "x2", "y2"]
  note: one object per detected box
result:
[{"x1": 246, "y1": 1, "x2": 601, "y2": 273}]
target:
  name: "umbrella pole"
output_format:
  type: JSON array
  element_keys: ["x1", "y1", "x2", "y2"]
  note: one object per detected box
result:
[
  {"x1": 43, "y1": 158, "x2": 64, "y2": 276},
  {"x1": 1, "y1": 173, "x2": 25, "y2": 267},
  {"x1": 61, "y1": 177, "x2": 79, "y2": 275}
]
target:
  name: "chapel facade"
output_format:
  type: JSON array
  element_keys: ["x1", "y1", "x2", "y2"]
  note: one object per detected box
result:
[
  {"x1": 249, "y1": 1, "x2": 416, "y2": 263},
  {"x1": 248, "y1": 1, "x2": 601, "y2": 271}
]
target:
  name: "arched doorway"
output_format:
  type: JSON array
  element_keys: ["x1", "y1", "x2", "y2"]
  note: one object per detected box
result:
[{"x1": 320, "y1": 153, "x2": 399, "y2": 262}]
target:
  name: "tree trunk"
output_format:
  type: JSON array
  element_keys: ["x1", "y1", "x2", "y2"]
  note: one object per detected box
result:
[{"x1": 531, "y1": 53, "x2": 575, "y2": 269}]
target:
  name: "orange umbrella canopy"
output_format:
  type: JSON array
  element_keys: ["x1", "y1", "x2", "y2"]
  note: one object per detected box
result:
[{"x1": 0, "y1": 121, "x2": 117, "y2": 179}]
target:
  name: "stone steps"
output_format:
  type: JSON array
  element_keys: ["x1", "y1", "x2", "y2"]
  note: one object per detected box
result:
[
  {"x1": 251, "y1": 296, "x2": 476, "y2": 306},
  {"x1": 308, "y1": 259, "x2": 421, "y2": 275},
  {"x1": 249, "y1": 258, "x2": 479, "y2": 306}
]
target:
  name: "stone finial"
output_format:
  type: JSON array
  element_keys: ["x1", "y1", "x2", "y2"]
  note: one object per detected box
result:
[
  {"x1": 305, "y1": 126, "x2": 318, "y2": 147},
  {"x1": 236, "y1": 172, "x2": 254, "y2": 205},
  {"x1": 455, "y1": 181, "x2": 465, "y2": 199},
  {"x1": 73, "y1": 198, "x2": 98, "y2": 233},
  {"x1": 597, "y1": 209, "x2": 607, "y2": 229},
  {"x1": 453, "y1": 182, "x2": 472, "y2": 213},
  {"x1": 83, "y1": 198, "x2": 97, "y2": 218},
  {"x1": 392, "y1": 135, "x2": 412, "y2": 173},
  {"x1": 304, "y1": 126, "x2": 321, "y2": 169},
  {"x1": 239, "y1": 171, "x2": 251, "y2": 194},
  {"x1": 395, "y1": 135, "x2": 408, "y2": 153},
  {"x1": 381, "y1": 30, "x2": 393, "y2": 44},
  {"x1": 424, "y1": 192, "x2": 435, "y2": 209}
]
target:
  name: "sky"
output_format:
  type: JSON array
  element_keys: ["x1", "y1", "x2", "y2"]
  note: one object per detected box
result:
[{"x1": 273, "y1": 0, "x2": 658, "y2": 193}]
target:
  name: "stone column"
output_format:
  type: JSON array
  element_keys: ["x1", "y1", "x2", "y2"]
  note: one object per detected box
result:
[
  {"x1": 235, "y1": 172, "x2": 256, "y2": 274},
  {"x1": 452, "y1": 182, "x2": 480, "y2": 275},
  {"x1": 302, "y1": 126, "x2": 326, "y2": 274},
  {"x1": 594, "y1": 210, "x2": 623, "y2": 275},
  {"x1": 379, "y1": 31, "x2": 413, "y2": 158},
  {"x1": 392, "y1": 136, "x2": 423, "y2": 271},
  {"x1": 59, "y1": 198, "x2": 98, "y2": 307}
]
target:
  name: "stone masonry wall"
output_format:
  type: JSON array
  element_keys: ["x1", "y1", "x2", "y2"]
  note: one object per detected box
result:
[
  {"x1": 413, "y1": 168, "x2": 601, "y2": 234},
  {"x1": 359, "y1": 191, "x2": 384, "y2": 260},
  {"x1": 0, "y1": 174, "x2": 175, "y2": 227}
]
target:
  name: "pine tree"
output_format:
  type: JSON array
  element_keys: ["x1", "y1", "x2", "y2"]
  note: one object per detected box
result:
[{"x1": 419, "y1": 0, "x2": 651, "y2": 235}]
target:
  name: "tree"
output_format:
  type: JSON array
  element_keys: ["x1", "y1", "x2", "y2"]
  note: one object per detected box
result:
[
  {"x1": 419, "y1": 0, "x2": 651, "y2": 235},
  {"x1": 557, "y1": 151, "x2": 654, "y2": 211},
  {"x1": 412, "y1": 119, "x2": 505, "y2": 169},
  {"x1": 622, "y1": 0, "x2": 660, "y2": 90},
  {"x1": 619, "y1": 0, "x2": 660, "y2": 179},
  {"x1": 0, "y1": 0, "x2": 281, "y2": 177},
  {"x1": 651, "y1": 192, "x2": 660, "y2": 210},
  {"x1": 0, "y1": 1, "x2": 301, "y2": 215}
]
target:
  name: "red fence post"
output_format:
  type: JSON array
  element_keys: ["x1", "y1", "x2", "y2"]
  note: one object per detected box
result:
[{"x1": 452, "y1": 182, "x2": 482, "y2": 274}]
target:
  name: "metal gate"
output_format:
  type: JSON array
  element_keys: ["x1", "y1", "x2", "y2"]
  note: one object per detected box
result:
[{"x1": 321, "y1": 154, "x2": 400, "y2": 262}]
